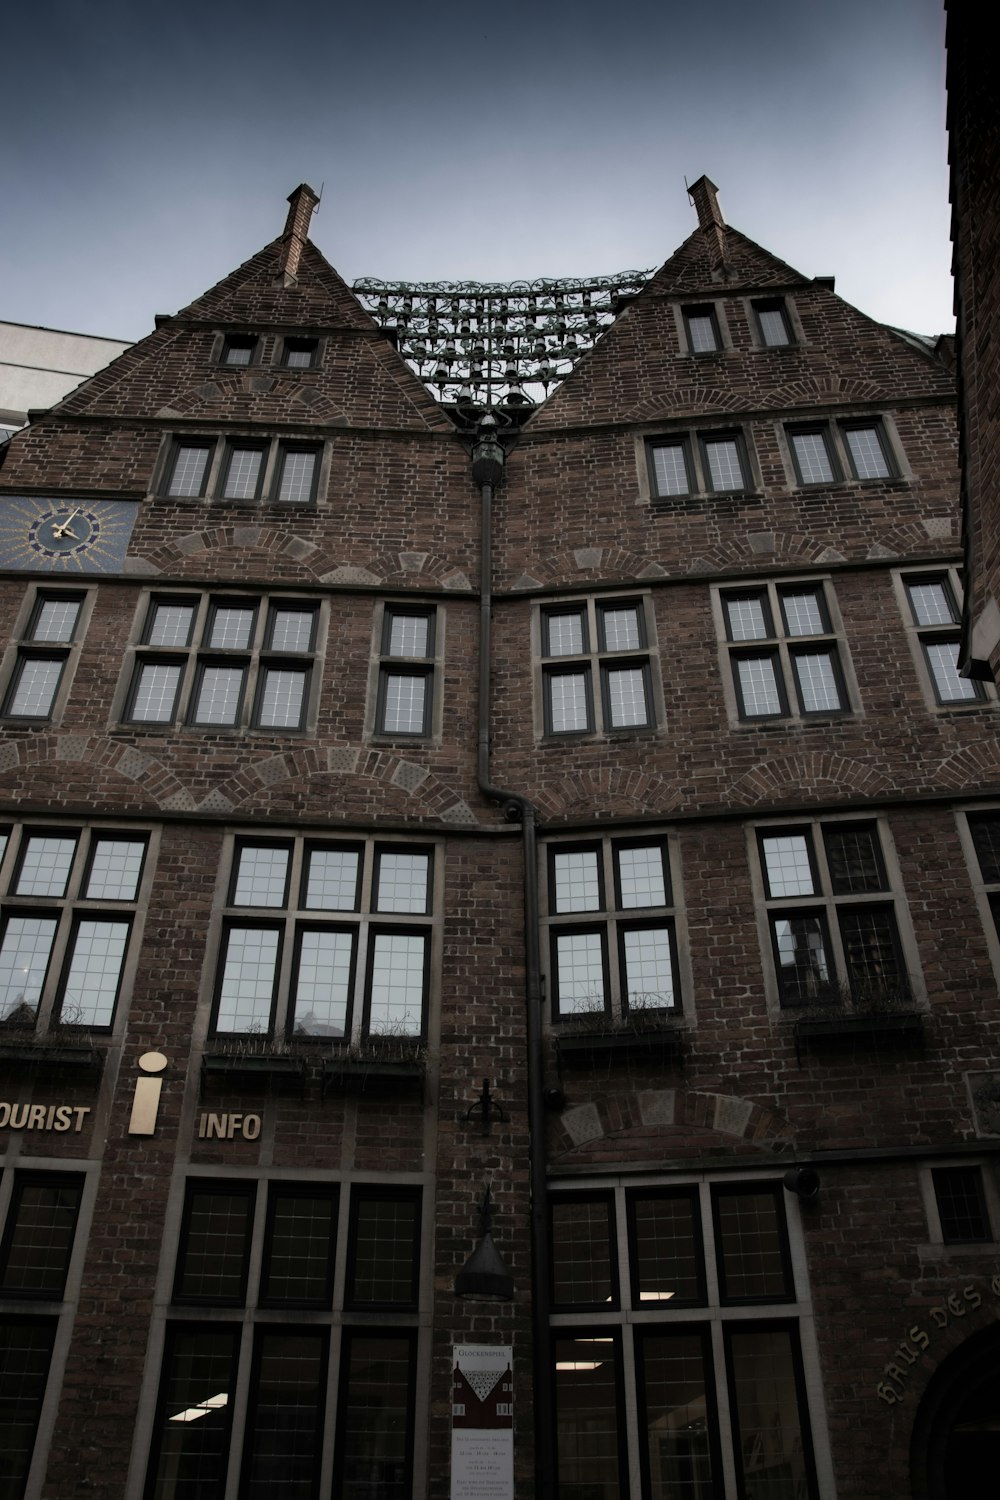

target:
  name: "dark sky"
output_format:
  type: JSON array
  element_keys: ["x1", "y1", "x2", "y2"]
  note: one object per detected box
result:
[{"x1": 1, "y1": 0, "x2": 951, "y2": 341}]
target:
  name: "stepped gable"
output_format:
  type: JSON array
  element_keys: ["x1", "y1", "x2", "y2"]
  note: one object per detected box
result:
[
  {"x1": 48, "y1": 238, "x2": 451, "y2": 436},
  {"x1": 526, "y1": 224, "x2": 954, "y2": 434}
]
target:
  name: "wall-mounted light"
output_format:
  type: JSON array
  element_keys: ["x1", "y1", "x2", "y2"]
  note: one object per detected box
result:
[
  {"x1": 783, "y1": 1166, "x2": 820, "y2": 1204},
  {"x1": 455, "y1": 1184, "x2": 514, "y2": 1300}
]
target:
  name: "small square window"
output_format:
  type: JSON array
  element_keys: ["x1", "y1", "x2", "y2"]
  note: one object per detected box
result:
[
  {"x1": 649, "y1": 440, "x2": 693, "y2": 499},
  {"x1": 754, "y1": 299, "x2": 793, "y2": 347},
  {"x1": 683, "y1": 305, "x2": 720, "y2": 353},
  {"x1": 932, "y1": 1167, "x2": 991, "y2": 1243},
  {"x1": 282, "y1": 338, "x2": 318, "y2": 369},
  {"x1": 221, "y1": 335, "x2": 258, "y2": 367},
  {"x1": 2, "y1": 656, "x2": 66, "y2": 719},
  {"x1": 28, "y1": 596, "x2": 81, "y2": 644}
]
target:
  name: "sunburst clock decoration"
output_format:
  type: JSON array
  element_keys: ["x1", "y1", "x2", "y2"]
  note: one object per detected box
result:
[{"x1": 0, "y1": 498, "x2": 139, "y2": 573}]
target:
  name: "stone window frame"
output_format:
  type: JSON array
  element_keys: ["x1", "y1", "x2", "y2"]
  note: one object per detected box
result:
[
  {"x1": 674, "y1": 300, "x2": 731, "y2": 356},
  {"x1": 777, "y1": 413, "x2": 907, "y2": 492},
  {"x1": 917, "y1": 1160, "x2": 1000, "y2": 1250},
  {"x1": 154, "y1": 432, "x2": 328, "y2": 506},
  {"x1": 137, "y1": 1167, "x2": 431, "y2": 1500},
  {"x1": 279, "y1": 334, "x2": 322, "y2": 369},
  {"x1": 532, "y1": 593, "x2": 665, "y2": 742},
  {"x1": 549, "y1": 1170, "x2": 833, "y2": 1500},
  {"x1": 0, "y1": 819, "x2": 158, "y2": 1037},
  {"x1": 710, "y1": 575, "x2": 859, "y2": 728},
  {"x1": 643, "y1": 425, "x2": 758, "y2": 503},
  {"x1": 747, "y1": 812, "x2": 923, "y2": 1016},
  {"x1": 893, "y1": 567, "x2": 994, "y2": 713},
  {"x1": 540, "y1": 829, "x2": 691, "y2": 1025},
  {"x1": 203, "y1": 831, "x2": 442, "y2": 1045},
  {"x1": 0, "y1": 1163, "x2": 100, "y2": 1498},
  {"x1": 0, "y1": 585, "x2": 95, "y2": 728},
  {"x1": 115, "y1": 589, "x2": 329, "y2": 736},
  {"x1": 746, "y1": 295, "x2": 802, "y2": 349},
  {"x1": 367, "y1": 602, "x2": 443, "y2": 745},
  {"x1": 216, "y1": 333, "x2": 260, "y2": 368}
]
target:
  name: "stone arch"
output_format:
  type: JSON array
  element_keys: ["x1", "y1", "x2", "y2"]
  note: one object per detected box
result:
[
  {"x1": 727, "y1": 752, "x2": 892, "y2": 806},
  {"x1": 685, "y1": 530, "x2": 844, "y2": 575},
  {"x1": 909, "y1": 1316, "x2": 1000, "y2": 1499},
  {"x1": 165, "y1": 372, "x2": 345, "y2": 424},
  {"x1": 0, "y1": 735, "x2": 193, "y2": 810},
  {"x1": 628, "y1": 385, "x2": 748, "y2": 423},
  {"x1": 550, "y1": 1086, "x2": 795, "y2": 1166},
  {"x1": 138, "y1": 525, "x2": 325, "y2": 578},
  {"x1": 510, "y1": 547, "x2": 668, "y2": 591},
  {"x1": 934, "y1": 741, "x2": 1000, "y2": 792},
  {"x1": 767, "y1": 372, "x2": 889, "y2": 408}
]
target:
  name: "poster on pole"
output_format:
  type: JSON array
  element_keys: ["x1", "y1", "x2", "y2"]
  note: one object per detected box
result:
[{"x1": 450, "y1": 1344, "x2": 514, "y2": 1500}]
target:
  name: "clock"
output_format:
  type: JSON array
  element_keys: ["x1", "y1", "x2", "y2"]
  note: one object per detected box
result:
[{"x1": 0, "y1": 497, "x2": 139, "y2": 573}]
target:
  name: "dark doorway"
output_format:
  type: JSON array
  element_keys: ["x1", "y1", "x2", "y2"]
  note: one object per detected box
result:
[{"x1": 911, "y1": 1323, "x2": 1000, "y2": 1498}]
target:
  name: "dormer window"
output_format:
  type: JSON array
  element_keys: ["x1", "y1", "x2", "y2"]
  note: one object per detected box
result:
[
  {"x1": 282, "y1": 337, "x2": 318, "y2": 369},
  {"x1": 221, "y1": 335, "x2": 258, "y2": 367}
]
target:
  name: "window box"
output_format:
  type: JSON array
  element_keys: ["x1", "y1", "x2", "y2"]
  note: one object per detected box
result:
[
  {"x1": 201, "y1": 1050, "x2": 308, "y2": 1087},
  {"x1": 555, "y1": 1017, "x2": 687, "y2": 1068},
  {"x1": 0, "y1": 1035, "x2": 104, "y2": 1074},
  {"x1": 320, "y1": 1050, "x2": 426, "y2": 1097},
  {"x1": 793, "y1": 1009, "x2": 923, "y2": 1056}
]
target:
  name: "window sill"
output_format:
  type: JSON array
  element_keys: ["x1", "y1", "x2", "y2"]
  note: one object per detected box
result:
[
  {"x1": 320, "y1": 1054, "x2": 426, "y2": 1098},
  {"x1": 0, "y1": 1036, "x2": 104, "y2": 1075},
  {"x1": 201, "y1": 1051, "x2": 307, "y2": 1089},
  {"x1": 792, "y1": 1011, "x2": 924, "y2": 1058},
  {"x1": 555, "y1": 1020, "x2": 686, "y2": 1068}
]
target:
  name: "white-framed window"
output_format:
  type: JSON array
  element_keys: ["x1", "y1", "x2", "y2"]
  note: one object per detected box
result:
[
  {"x1": 208, "y1": 836, "x2": 438, "y2": 1042},
  {"x1": 647, "y1": 429, "x2": 754, "y2": 500},
  {"x1": 0, "y1": 822, "x2": 154, "y2": 1032},
  {"x1": 0, "y1": 589, "x2": 90, "y2": 723},
  {"x1": 897, "y1": 568, "x2": 987, "y2": 709},
  {"x1": 374, "y1": 605, "x2": 438, "y2": 739},
  {"x1": 538, "y1": 596, "x2": 659, "y2": 737},
  {"x1": 784, "y1": 417, "x2": 898, "y2": 487},
  {"x1": 550, "y1": 1173, "x2": 827, "y2": 1500},
  {"x1": 121, "y1": 593, "x2": 324, "y2": 733},
  {"x1": 752, "y1": 816, "x2": 916, "y2": 1011},
  {"x1": 144, "y1": 1172, "x2": 424, "y2": 1499},
  {"x1": 714, "y1": 578, "x2": 852, "y2": 722},
  {"x1": 542, "y1": 833, "x2": 686, "y2": 1022},
  {"x1": 920, "y1": 1163, "x2": 996, "y2": 1245},
  {"x1": 158, "y1": 435, "x2": 324, "y2": 505}
]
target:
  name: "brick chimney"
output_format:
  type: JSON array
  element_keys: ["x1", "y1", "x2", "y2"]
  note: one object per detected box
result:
[
  {"x1": 687, "y1": 174, "x2": 728, "y2": 275},
  {"x1": 277, "y1": 183, "x2": 320, "y2": 285}
]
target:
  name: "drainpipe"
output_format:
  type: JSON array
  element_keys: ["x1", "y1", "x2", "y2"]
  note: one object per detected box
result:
[{"x1": 471, "y1": 415, "x2": 554, "y2": 1498}]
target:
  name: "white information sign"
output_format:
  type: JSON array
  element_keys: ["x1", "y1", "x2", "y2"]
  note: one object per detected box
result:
[{"x1": 451, "y1": 1344, "x2": 514, "y2": 1500}]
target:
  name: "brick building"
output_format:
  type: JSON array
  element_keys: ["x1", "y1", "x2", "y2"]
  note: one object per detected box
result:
[{"x1": 0, "y1": 176, "x2": 998, "y2": 1500}]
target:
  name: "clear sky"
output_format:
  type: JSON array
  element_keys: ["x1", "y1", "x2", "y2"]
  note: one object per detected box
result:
[{"x1": 1, "y1": 0, "x2": 951, "y2": 343}]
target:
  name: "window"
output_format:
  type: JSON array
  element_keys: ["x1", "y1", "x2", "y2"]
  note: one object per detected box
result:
[
  {"x1": 540, "y1": 598, "x2": 657, "y2": 737},
  {"x1": 0, "y1": 824, "x2": 150, "y2": 1032},
  {"x1": 375, "y1": 606, "x2": 436, "y2": 738},
  {"x1": 718, "y1": 579, "x2": 850, "y2": 721},
  {"x1": 755, "y1": 818, "x2": 912, "y2": 1009},
  {"x1": 210, "y1": 836, "x2": 435, "y2": 1041},
  {"x1": 123, "y1": 593, "x2": 322, "y2": 732},
  {"x1": 544, "y1": 835, "x2": 683, "y2": 1021},
  {"x1": 1, "y1": 591, "x2": 86, "y2": 722},
  {"x1": 551, "y1": 1177, "x2": 820, "y2": 1500},
  {"x1": 901, "y1": 570, "x2": 984, "y2": 707},
  {"x1": 964, "y1": 811, "x2": 1000, "y2": 946},
  {"x1": 219, "y1": 334, "x2": 258, "y2": 367},
  {"x1": 158, "y1": 436, "x2": 323, "y2": 505},
  {"x1": 145, "y1": 1178, "x2": 420, "y2": 1500},
  {"x1": 0, "y1": 1171, "x2": 86, "y2": 1499},
  {"x1": 753, "y1": 297, "x2": 793, "y2": 346},
  {"x1": 931, "y1": 1167, "x2": 992, "y2": 1244},
  {"x1": 281, "y1": 337, "x2": 318, "y2": 369},
  {"x1": 682, "y1": 303, "x2": 721, "y2": 353},
  {"x1": 784, "y1": 418, "x2": 897, "y2": 489},
  {"x1": 647, "y1": 429, "x2": 751, "y2": 499}
]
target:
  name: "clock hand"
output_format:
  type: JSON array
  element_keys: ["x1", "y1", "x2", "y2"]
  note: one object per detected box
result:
[{"x1": 51, "y1": 509, "x2": 81, "y2": 539}]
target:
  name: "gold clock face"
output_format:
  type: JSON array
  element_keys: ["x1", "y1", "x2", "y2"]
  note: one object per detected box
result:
[{"x1": 0, "y1": 498, "x2": 138, "y2": 573}]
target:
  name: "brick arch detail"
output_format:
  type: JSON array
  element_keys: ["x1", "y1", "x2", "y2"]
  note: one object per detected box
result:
[
  {"x1": 533, "y1": 766, "x2": 685, "y2": 821},
  {"x1": 628, "y1": 386, "x2": 748, "y2": 422},
  {"x1": 0, "y1": 735, "x2": 190, "y2": 810},
  {"x1": 686, "y1": 531, "x2": 841, "y2": 574},
  {"x1": 134, "y1": 533, "x2": 469, "y2": 591},
  {"x1": 515, "y1": 546, "x2": 666, "y2": 590},
  {"x1": 871, "y1": 520, "x2": 957, "y2": 557},
  {"x1": 934, "y1": 740, "x2": 1000, "y2": 791},
  {"x1": 550, "y1": 1087, "x2": 796, "y2": 1164},
  {"x1": 765, "y1": 373, "x2": 889, "y2": 407},
  {"x1": 726, "y1": 752, "x2": 893, "y2": 805},
  {"x1": 216, "y1": 747, "x2": 482, "y2": 823},
  {"x1": 166, "y1": 373, "x2": 345, "y2": 423}
]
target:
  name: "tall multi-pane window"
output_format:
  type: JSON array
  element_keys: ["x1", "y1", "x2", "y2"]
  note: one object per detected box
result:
[
  {"x1": 0, "y1": 1171, "x2": 86, "y2": 1500},
  {"x1": 753, "y1": 297, "x2": 794, "y2": 346},
  {"x1": 540, "y1": 598, "x2": 656, "y2": 737},
  {"x1": 375, "y1": 606, "x2": 437, "y2": 738},
  {"x1": 682, "y1": 304, "x2": 721, "y2": 353},
  {"x1": 551, "y1": 1178, "x2": 819, "y2": 1500},
  {"x1": 900, "y1": 571, "x2": 984, "y2": 707},
  {"x1": 0, "y1": 824, "x2": 150, "y2": 1032},
  {"x1": 718, "y1": 579, "x2": 849, "y2": 720},
  {"x1": 544, "y1": 835, "x2": 682, "y2": 1020},
  {"x1": 755, "y1": 818, "x2": 912, "y2": 1009},
  {"x1": 785, "y1": 418, "x2": 898, "y2": 489},
  {"x1": 146, "y1": 1178, "x2": 420, "y2": 1500},
  {"x1": 965, "y1": 810, "x2": 1000, "y2": 945},
  {"x1": 211, "y1": 836, "x2": 434, "y2": 1041},
  {"x1": 2, "y1": 591, "x2": 86, "y2": 722},
  {"x1": 124, "y1": 593, "x2": 322, "y2": 731}
]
